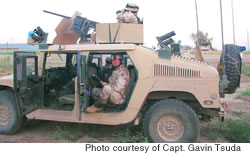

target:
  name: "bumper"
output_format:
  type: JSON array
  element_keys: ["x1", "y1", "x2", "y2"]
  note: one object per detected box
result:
[
  {"x1": 219, "y1": 104, "x2": 225, "y2": 122},
  {"x1": 201, "y1": 103, "x2": 225, "y2": 122}
]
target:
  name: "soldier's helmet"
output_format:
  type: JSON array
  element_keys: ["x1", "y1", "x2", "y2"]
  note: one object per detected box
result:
[
  {"x1": 105, "y1": 56, "x2": 112, "y2": 64},
  {"x1": 111, "y1": 54, "x2": 123, "y2": 60},
  {"x1": 126, "y1": 3, "x2": 139, "y2": 13}
]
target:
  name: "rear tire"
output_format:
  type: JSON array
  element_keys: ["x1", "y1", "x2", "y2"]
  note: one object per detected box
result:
[
  {"x1": 0, "y1": 90, "x2": 25, "y2": 134},
  {"x1": 143, "y1": 99, "x2": 200, "y2": 143},
  {"x1": 223, "y1": 44, "x2": 242, "y2": 94}
]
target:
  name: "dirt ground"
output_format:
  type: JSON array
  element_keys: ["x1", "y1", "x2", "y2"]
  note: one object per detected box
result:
[{"x1": 0, "y1": 53, "x2": 249, "y2": 143}]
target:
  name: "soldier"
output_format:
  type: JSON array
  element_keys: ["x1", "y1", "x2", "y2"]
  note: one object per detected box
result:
[
  {"x1": 86, "y1": 54, "x2": 130, "y2": 113},
  {"x1": 117, "y1": 3, "x2": 140, "y2": 24}
]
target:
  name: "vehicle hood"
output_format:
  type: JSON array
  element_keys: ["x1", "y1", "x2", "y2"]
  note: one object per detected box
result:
[{"x1": 0, "y1": 75, "x2": 14, "y2": 88}]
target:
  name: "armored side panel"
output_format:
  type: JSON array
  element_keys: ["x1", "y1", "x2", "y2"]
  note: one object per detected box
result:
[
  {"x1": 158, "y1": 49, "x2": 171, "y2": 60},
  {"x1": 96, "y1": 23, "x2": 143, "y2": 44},
  {"x1": 53, "y1": 12, "x2": 81, "y2": 44},
  {"x1": 171, "y1": 44, "x2": 181, "y2": 56}
]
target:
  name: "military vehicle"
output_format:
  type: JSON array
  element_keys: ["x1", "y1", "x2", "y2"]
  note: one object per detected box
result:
[{"x1": 0, "y1": 12, "x2": 243, "y2": 143}]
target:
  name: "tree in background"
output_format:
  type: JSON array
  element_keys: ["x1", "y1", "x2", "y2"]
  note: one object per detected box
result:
[
  {"x1": 191, "y1": 31, "x2": 214, "y2": 50},
  {"x1": 191, "y1": 31, "x2": 213, "y2": 44}
]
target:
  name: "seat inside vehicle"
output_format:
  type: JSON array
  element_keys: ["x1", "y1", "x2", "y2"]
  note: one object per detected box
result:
[
  {"x1": 59, "y1": 94, "x2": 75, "y2": 105},
  {"x1": 124, "y1": 65, "x2": 136, "y2": 100},
  {"x1": 104, "y1": 64, "x2": 137, "y2": 111}
]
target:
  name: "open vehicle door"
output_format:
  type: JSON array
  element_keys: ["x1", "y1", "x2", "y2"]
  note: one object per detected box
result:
[
  {"x1": 13, "y1": 52, "x2": 43, "y2": 115},
  {"x1": 77, "y1": 52, "x2": 88, "y2": 113}
]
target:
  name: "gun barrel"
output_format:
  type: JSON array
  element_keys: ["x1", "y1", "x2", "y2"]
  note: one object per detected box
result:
[{"x1": 43, "y1": 10, "x2": 71, "y2": 19}]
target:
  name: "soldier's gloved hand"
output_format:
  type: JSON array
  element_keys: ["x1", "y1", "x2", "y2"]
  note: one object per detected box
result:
[
  {"x1": 100, "y1": 81, "x2": 108, "y2": 87},
  {"x1": 121, "y1": 9, "x2": 127, "y2": 14}
]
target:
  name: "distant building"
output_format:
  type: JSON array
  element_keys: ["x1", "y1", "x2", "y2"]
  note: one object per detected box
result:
[
  {"x1": 200, "y1": 42, "x2": 214, "y2": 51},
  {"x1": 0, "y1": 44, "x2": 38, "y2": 53}
]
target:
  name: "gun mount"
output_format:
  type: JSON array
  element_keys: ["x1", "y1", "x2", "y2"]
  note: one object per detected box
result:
[{"x1": 43, "y1": 10, "x2": 98, "y2": 35}]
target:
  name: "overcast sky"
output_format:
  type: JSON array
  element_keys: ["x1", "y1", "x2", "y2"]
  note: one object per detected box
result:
[{"x1": 0, "y1": 0, "x2": 249, "y2": 49}]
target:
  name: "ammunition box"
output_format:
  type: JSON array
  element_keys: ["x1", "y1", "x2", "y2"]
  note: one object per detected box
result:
[{"x1": 96, "y1": 23, "x2": 143, "y2": 44}]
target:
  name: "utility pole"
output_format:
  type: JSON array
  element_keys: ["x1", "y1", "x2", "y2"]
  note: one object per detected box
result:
[
  {"x1": 219, "y1": 0, "x2": 225, "y2": 51},
  {"x1": 195, "y1": 0, "x2": 200, "y2": 45},
  {"x1": 231, "y1": 0, "x2": 236, "y2": 44},
  {"x1": 247, "y1": 31, "x2": 249, "y2": 51}
]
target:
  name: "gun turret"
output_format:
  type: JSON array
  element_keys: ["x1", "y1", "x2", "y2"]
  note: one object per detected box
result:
[
  {"x1": 43, "y1": 10, "x2": 99, "y2": 44},
  {"x1": 43, "y1": 10, "x2": 98, "y2": 37}
]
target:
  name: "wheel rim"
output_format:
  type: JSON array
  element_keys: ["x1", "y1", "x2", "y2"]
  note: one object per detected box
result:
[
  {"x1": 0, "y1": 102, "x2": 12, "y2": 126},
  {"x1": 157, "y1": 115, "x2": 184, "y2": 142}
]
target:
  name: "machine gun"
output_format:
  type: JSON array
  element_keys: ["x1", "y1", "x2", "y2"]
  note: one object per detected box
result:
[{"x1": 43, "y1": 10, "x2": 99, "y2": 44}]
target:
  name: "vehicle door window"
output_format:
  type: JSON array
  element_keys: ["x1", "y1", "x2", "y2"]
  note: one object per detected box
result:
[
  {"x1": 26, "y1": 57, "x2": 36, "y2": 76},
  {"x1": 45, "y1": 54, "x2": 66, "y2": 69}
]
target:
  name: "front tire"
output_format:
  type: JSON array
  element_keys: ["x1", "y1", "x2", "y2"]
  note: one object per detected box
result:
[
  {"x1": 143, "y1": 99, "x2": 200, "y2": 143},
  {"x1": 0, "y1": 90, "x2": 24, "y2": 134}
]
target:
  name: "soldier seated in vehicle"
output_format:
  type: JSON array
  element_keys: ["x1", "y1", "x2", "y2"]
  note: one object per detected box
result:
[
  {"x1": 117, "y1": 3, "x2": 141, "y2": 24},
  {"x1": 86, "y1": 54, "x2": 130, "y2": 113}
]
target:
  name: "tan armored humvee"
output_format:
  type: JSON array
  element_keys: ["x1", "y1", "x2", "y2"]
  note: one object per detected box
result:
[{"x1": 0, "y1": 23, "x2": 242, "y2": 143}]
